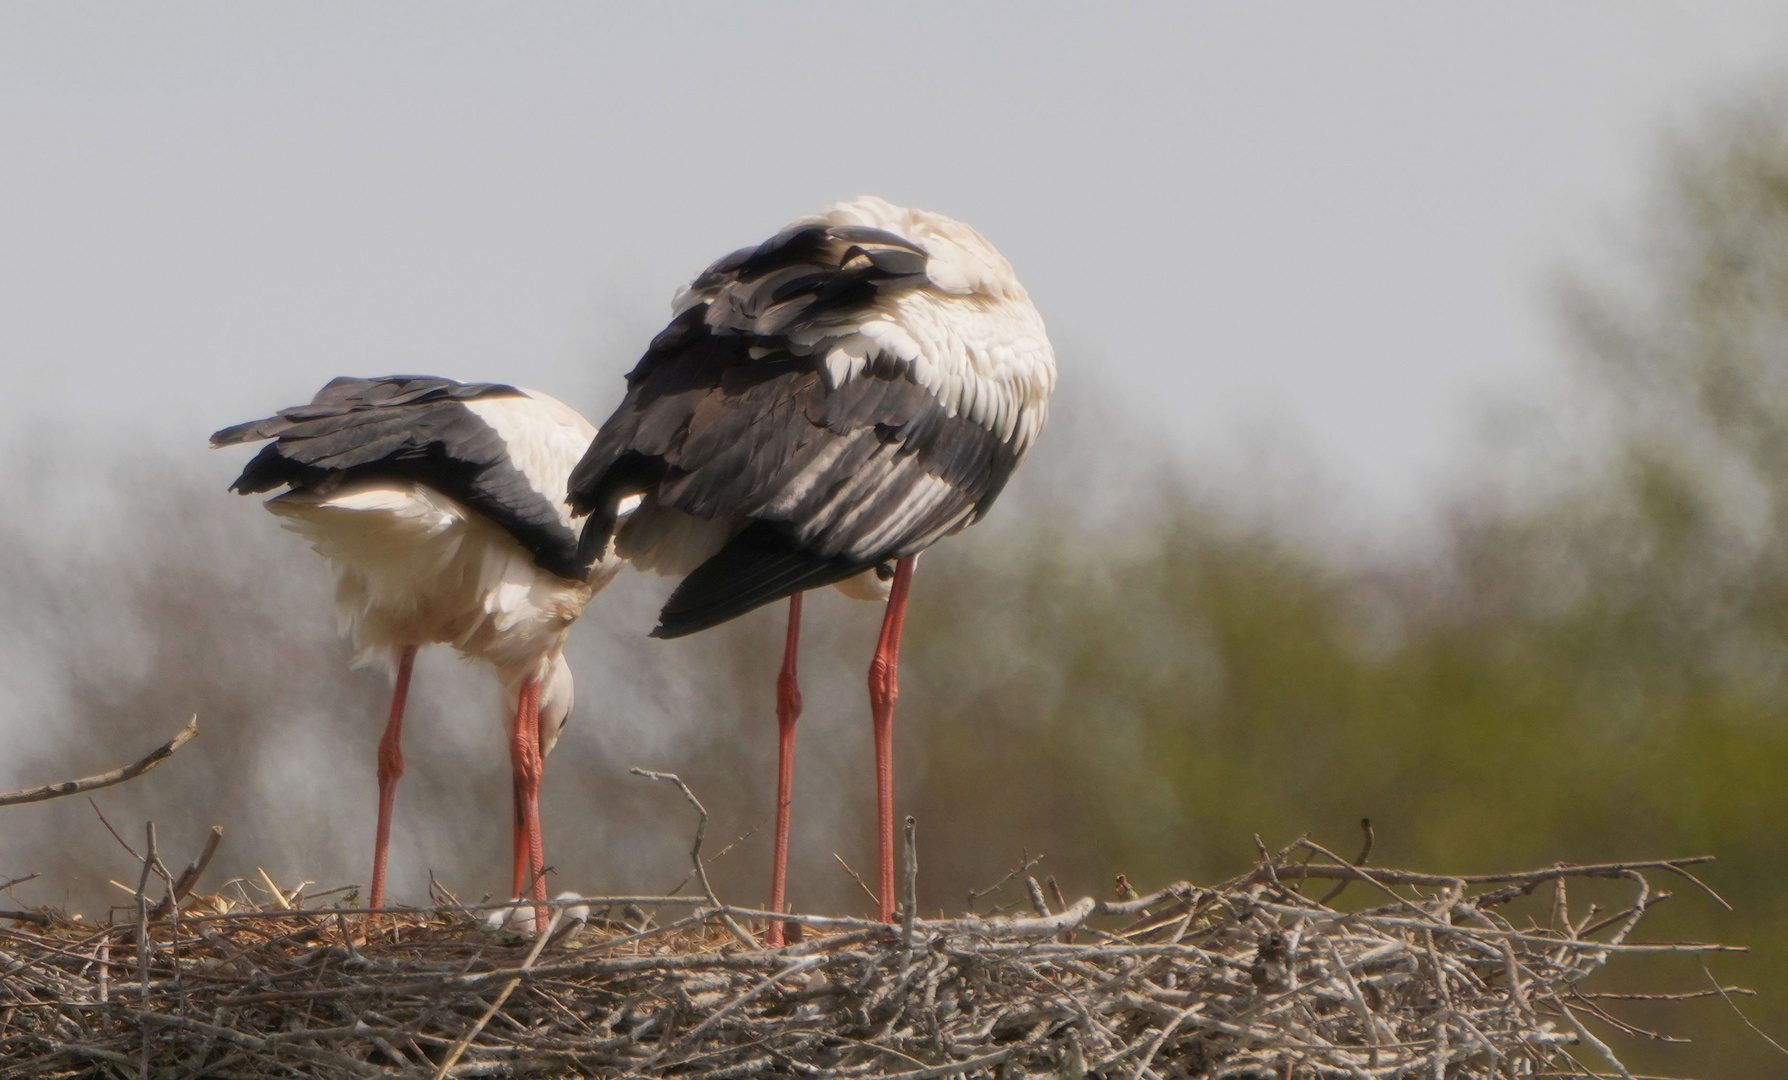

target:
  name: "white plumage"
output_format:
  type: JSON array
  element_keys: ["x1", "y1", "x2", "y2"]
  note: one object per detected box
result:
[
  {"x1": 214, "y1": 377, "x2": 616, "y2": 926},
  {"x1": 782, "y1": 197, "x2": 1055, "y2": 453},
  {"x1": 267, "y1": 390, "x2": 614, "y2": 752}
]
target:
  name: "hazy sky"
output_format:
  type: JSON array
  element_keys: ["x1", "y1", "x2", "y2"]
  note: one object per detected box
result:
[{"x1": 5, "y1": 4, "x2": 1788, "y2": 527}]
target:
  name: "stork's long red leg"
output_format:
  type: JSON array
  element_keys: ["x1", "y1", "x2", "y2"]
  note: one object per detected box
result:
[
  {"x1": 866, "y1": 557, "x2": 915, "y2": 924},
  {"x1": 369, "y1": 645, "x2": 417, "y2": 916},
  {"x1": 766, "y1": 593, "x2": 804, "y2": 948},
  {"x1": 508, "y1": 678, "x2": 548, "y2": 932}
]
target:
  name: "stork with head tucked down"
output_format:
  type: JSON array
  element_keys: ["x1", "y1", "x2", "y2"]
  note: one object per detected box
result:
[
  {"x1": 214, "y1": 375, "x2": 619, "y2": 928},
  {"x1": 568, "y1": 197, "x2": 1056, "y2": 942}
]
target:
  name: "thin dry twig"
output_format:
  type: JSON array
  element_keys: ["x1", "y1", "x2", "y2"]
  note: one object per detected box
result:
[
  {"x1": 150, "y1": 825, "x2": 223, "y2": 920},
  {"x1": 0, "y1": 872, "x2": 41, "y2": 893},
  {"x1": 433, "y1": 907, "x2": 563, "y2": 1079},
  {"x1": 966, "y1": 849, "x2": 1041, "y2": 913},
  {"x1": 900, "y1": 815, "x2": 919, "y2": 953},
  {"x1": 1702, "y1": 960, "x2": 1788, "y2": 1058},
  {"x1": 631, "y1": 768, "x2": 758, "y2": 950},
  {"x1": 0, "y1": 716, "x2": 198, "y2": 807},
  {"x1": 1319, "y1": 817, "x2": 1375, "y2": 906},
  {"x1": 835, "y1": 851, "x2": 882, "y2": 911},
  {"x1": 134, "y1": 822, "x2": 157, "y2": 1080}
]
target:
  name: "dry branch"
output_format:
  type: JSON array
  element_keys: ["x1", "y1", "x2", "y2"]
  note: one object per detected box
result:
[
  {"x1": 0, "y1": 715, "x2": 197, "y2": 807},
  {"x1": 149, "y1": 824, "x2": 224, "y2": 919},
  {"x1": 632, "y1": 767, "x2": 759, "y2": 950}
]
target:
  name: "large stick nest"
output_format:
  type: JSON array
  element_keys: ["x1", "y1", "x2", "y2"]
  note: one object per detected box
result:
[{"x1": 0, "y1": 842, "x2": 1740, "y2": 1079}]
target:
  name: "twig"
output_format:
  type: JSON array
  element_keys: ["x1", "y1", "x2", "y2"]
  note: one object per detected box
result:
[
  {"x1": 1047, "y1": 876, "x2": 1080, "y2": 944},
  {"x1": 877, "y1": 1047, "x2": 1023, "y2": 1080},
  {"x1": 134, "y1": 822, "x2": 156, "y2": 1080},
  {"x1": 150, "y1": 825, "x2": 223, "y2": 919},
  {"x1": 0, "y1": 716, "x2": 197, "y2": 807},
  {"x1": 1703, "y1": 960, "x2": 1788, "y2": 1057},
  {"x1": 834, "y1": 852, "x2": 881, "y2": 910},
  {"x1": 630, "y1": 768, "x2": 758, "y2": 949},
  {"x1": 432, "y1": 906, "x2": 562, "y2": 1080},
  {"x1": 255, "y1": 867, "x2": 293, "y2": 911},
  {"x1": 1318, "y1": 817, "x2": 1374, "y2": 906},
  {"x1": 0, "y1": 872, "x2": 40, "y2": 893},
  {"x1": 1580, "y1": 986, "x2": 1753, "y2": 1001},
  {"x1": 148, "y1": 839, "x2": 181, "y2": 1010},
  {"x1": 655, "y1": 954, "x2": 826, "y2": 1062},
  {"x1": 1559, "y1": 1003, "x2": 1637, "y2": 1080},
  {"x1": 966, "y1": 849, "x2": 1041, "y2": 913},
  {"x1": 900, "y1": 815, "x2": 918, "y2": 953},
  {"x1": 1324, "y1": 937, "x2": 1384, "y2": 1067},
  {"x1": 1271, "y1": 851, "x2": 1729, "y2": 909},
  {"x1": 662, "y1": 816, "x2": 765, "y2": 899},
  {"x1": 89, "y1": 799, "x2": 141, "y2": 862},
  {"x1": 1131, "y1": 1003, "x2": 1201, "y2": 1080}
]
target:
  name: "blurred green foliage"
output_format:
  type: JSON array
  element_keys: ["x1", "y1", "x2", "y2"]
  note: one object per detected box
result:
[{"x1": 889, "y1": 100, "x2": 1788, "y2": 1075}]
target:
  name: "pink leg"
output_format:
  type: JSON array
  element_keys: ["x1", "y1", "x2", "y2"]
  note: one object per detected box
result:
[
  {"x1": 867, "y1": 557, "x2": 915, "y2": 924},
  {"x1": 369, "y1": 646, "x2": 417, "y2": 917},
  {"x1": 508, "y1": 678, "x2": 548, "y2": 932},
  {"x1": 766, "y1": 594, "x2": 804, "y2": 948}
]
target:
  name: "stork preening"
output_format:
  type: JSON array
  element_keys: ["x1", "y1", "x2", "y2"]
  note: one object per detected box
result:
[
  {"x1": 213, "y1": 376, "x2": 617, "y2": 929},
  {"x1": 568, "y1": 197, "x2": 1056, "y2": 942}
]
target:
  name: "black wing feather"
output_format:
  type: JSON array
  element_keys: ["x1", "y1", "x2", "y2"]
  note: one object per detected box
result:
[
  {"x1": 652, "y1": 522, "x2": 867, "y2": 639},
  {"x1": 215, "y1": 375, "x2": 586, "y2": 580}
]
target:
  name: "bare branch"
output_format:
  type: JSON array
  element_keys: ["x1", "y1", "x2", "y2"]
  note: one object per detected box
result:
[
  {"x1": 630, "y1": 767, "x2": 758, "y2": 950},
  {"x1": 0, "y1": 717, "x2": 198, "y2": 808},
  {"x1": 0, "y1": 872, "x2": 41, "y2": 893},
  {"x1": 833, "y1": 851, "x2": 881, "y2": 910},
  {"x1": 149, "y1": 825, "x2": 223, "y2": 920},
  {"x1": 1703, "y1": 960, "x2": 1788, "y2": 1058},
  {"x1": 900, "y1": 815, "x2": 918, "y2": 953}
]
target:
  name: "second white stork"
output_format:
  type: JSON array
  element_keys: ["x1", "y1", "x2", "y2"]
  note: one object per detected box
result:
[
  {"x1": 213, "y1": 375, "x2": 619, "y2": 928},
  {"x1": 567, "y1": 197, "x2": 1056, "y2": 941}
]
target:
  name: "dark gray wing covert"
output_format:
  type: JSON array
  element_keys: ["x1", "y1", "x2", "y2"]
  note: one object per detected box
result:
[{"x1": 567, "y1": 226, "x2": 1018, "y2": 637}]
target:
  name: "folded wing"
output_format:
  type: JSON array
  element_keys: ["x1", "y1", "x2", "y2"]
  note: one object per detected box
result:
[
  {"x1": 215, "y1": 375, "x2": 593, "y2": 580},
  {"x1": 569, "y1": 217, "x2": 1035, "y2": 638}
]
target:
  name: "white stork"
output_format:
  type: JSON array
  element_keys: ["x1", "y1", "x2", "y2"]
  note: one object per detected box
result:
[
  {"x1": 567, "y1": 197, "x2": 1055, "y2": 941},
  {"x1": 213, "y1": 376, "x2": 618, "y2": 928}
]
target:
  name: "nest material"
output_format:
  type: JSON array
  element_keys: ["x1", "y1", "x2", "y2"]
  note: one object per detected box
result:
[{"x1": 0, "y1": 846, "x2": 1738, "y2": 1079}]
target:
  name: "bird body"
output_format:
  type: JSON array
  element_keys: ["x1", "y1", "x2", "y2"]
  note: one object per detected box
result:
[
  {"x1": 243, "y1": 383, "x2": 608, "y2": 745},
  {"x1": 571, "y1": 196, "x2": 1055, "y2": 636},
  {"x1": 214, "y1": 375, "x2": 614, "y2": 922},
  {"x1": 568, "y1": 197, "x2": 1055, "y2": 939},
  {"x1": 266, "y1": 480, "x2": 590, "y2": 747}
]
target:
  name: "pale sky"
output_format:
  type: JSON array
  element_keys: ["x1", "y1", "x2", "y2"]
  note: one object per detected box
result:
[{"x1": 5, "y1": 3, "x2": 1788, "y2": 530}]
